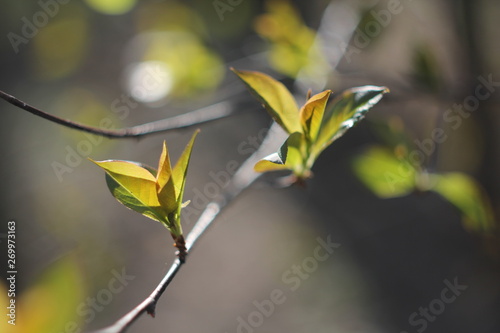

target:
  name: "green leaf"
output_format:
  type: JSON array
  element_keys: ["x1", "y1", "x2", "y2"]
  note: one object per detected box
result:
[
  {"x1": 156, "y1": 141, "x2": 177, "y2": 214},
  {"x1": 254, "y1": 133, "x2": 295, "y2": 173},
  {"x1": 254, "y1": 132, "x2": 307, "y2": 176},
  {"x1": 233, "y1": 70, "x2": 388, "y2": 182},
  {"x1": 353, "y1": 146, "x2": 416, "y2": 198},
  {"x1": 231, "y1": 68, "x2": 301, "y2": 134},
  {"x1": 282, "y1": 132, "x2": 305, "y2": 174},
  {"x1": 170, "y1": 130, "x2": 199, "y2": 234},
  {"x1": 299, "y1": 90, "x2": 331, "y2": 142},
  {"x1": 312, "y1": 86, "x2": 388, "y2": 164},
  {"x1": 432, "y1": 173, "x2": 495, "y2": 232},
  {"x1": 254, "y1": 152, "x2": 288, "y2": 173},
  {"x1": 90, "y1": 130, "x2": 199, "y2": 246},
  {"x1": 90, "y1": 159, "x2": 167, "y2": 224}
]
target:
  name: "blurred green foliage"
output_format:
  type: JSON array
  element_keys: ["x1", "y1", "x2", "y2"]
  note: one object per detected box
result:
[
  {"x1": 85, "y1": 0, "x2": 137, "y2": 15},
  {"x1": 353, "y1": 117, "x2": 495, "y2": 233},
  {"x1": 0, "y1": 256, "x2": 85, "y2": 333},
  {"x1": 254, "y1": 0, "x2": 328, "y2": 78}
]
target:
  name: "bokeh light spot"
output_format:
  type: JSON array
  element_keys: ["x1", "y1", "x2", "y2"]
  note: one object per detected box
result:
[
  {"x1": 125, "y1": 61, "x2": 173, "y2": 104},
  {"x1": 85, "y1": 0, "x2": 136, "y2": 15}
]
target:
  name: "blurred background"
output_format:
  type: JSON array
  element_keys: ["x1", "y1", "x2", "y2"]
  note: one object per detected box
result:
[{"x1": 0, "y1": 0, "x2": 499, "y2": 332}]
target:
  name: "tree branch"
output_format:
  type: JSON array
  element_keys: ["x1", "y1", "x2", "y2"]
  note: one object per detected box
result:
[
  {"x1": 90, "y1": 123, "x2": 286, "y2": 333},
  {"x1": 85, "y1": 2, "x2": 361, "y2": 329},
  {"x1": 0, "y1": 89, "x2": 235, "y2": 138}
]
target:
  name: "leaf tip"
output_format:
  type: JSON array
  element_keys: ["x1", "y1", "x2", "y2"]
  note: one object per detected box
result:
[
  {"x1": 230, "y1": 67, "x2": 241, "y2": 76},
  {"x1": 88, "y1": 158, "x2": 103, "y2": 166}
]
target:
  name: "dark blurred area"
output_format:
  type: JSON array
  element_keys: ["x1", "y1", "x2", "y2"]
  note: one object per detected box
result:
[{"x1": 0, "y1": 0, "x2": 499, "y2": 332}]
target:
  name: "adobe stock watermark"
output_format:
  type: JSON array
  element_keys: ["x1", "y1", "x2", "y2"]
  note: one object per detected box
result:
[
  {"x1": 384, "y1": 73, "x2": 500, "y2": 191},
  {"x1": 342, "y1": 0, "x2": 414, "y2": 63},
  {"x1": 213, "y1": 0, "x2": 244, "y2": 22},
  {"x1": 59, "y1": 267, "x2": 135, "y2": 333},
  {"x1": 400, "y1": 277, "x2": 467, "y2": 333},
  {"x1": 182, "y1": 124, "x2": 282, "y2": 224},
  {"x1": 51, "y1": 63, "x2": 169, "y2": 182},
  {"x1": 226, "y1": 235, "x2": 340, "y2": 333},
  {"x1": 7, "y1": 0, "x2": 72, "y2": 54}
]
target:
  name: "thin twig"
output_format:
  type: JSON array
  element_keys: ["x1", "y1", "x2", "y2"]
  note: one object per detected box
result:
[
  {"x1": 86, "y1": 1, "x2": 361, "y2": 329},
  {"x1": 90, "y1": 123, "x2": 286, "y2": 333},
  {"x1": 0, "y1": 89, "x2": 234, "y2": 138}
]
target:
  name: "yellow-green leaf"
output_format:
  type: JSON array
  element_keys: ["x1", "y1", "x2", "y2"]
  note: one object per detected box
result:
[
  {"x1": 299, "y1": 90, "x2": 331, "y2": 142},
  {"x1": 156, "y1": 141, "x2": 177, "y2": 214},
  {"x1": 91, "y1": 159, "x2": 167, "y2": 223},
  {"x1": 282, "y1": 132, "x2": 305, "y2": 175},
  {"x1": 171, "y1": 130, "x2": 199, "y2": 232},
  {"x1": 432, "y1": 173, "x2": 495, "y2": 232},
  {"x1": 254, "y1": 132, "x2": 306, "y2": 177},
  {"x1": 353, "y1": 146, "x2": 416, "y2": 198},
  {"x1": 312, "y1": 86, "x2": 388, "y2": 161},
  {"x1": 156, "y1": 141, "x2": 173, "y2": 189},
  {"x1": 231, "y1": 68, "x2": 301, "y2": 134},
  {"x1": 254, "y1": 152, "x2": 288, "y2": 173}
]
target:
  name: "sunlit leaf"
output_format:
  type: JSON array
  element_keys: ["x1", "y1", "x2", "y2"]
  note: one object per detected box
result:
[
  {"x1": 231, "y1": 68, "x2": 301, "y2": 134},
  {"x1": 300, "y1": 90, "x2": 331, "y2": 142},
  {"x1": 254, "y1": 152, "x2": 288, "y2": 173},
  {"x1": 432, "y1": 173, "x2": 495, "y2": 232},
  {"x1": 282, "y1": 132, "x2": 305, "y2": 174},
  {"x1": 90, "y1": 131, "x2": 198, "y2": 251},
  {"x1": 90, "y1": 159, "x2": 167, "y2": 223},
  {"x1": 157, "y1": 142, "x2": 173, "y2": 185},
  {"x1": 312, "y1": 86, "x2": 389, "y2": 163},
  {"x1": 254, "y1": 134, "x2": 291, "y2": 173},
  {"x1": 105, "y1": 174, "x2": 166, "y2": 224},
  {"x1": 353, "y1": 146, "x2": 416, "y2": 198},
  {"x1": 254, "y1": 132, "x2": 305, "y2": 176},
  {"x1": 156, "y1": 141, "x2": 177, "y2": 214},
  {"x1": 170, "y1": 130, "x2": 199, "y2": 233},
  {"x1": 172, "y1": 130, "x2": 199, "y2": 201},
  {"x1": 233, "y1": 70, "x2": 388, "y2": 183}
]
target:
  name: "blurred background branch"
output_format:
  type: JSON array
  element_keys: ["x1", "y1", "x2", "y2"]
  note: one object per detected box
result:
[{"x1": 0, "y1": 90, "x2": 237, "y2": 138}]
